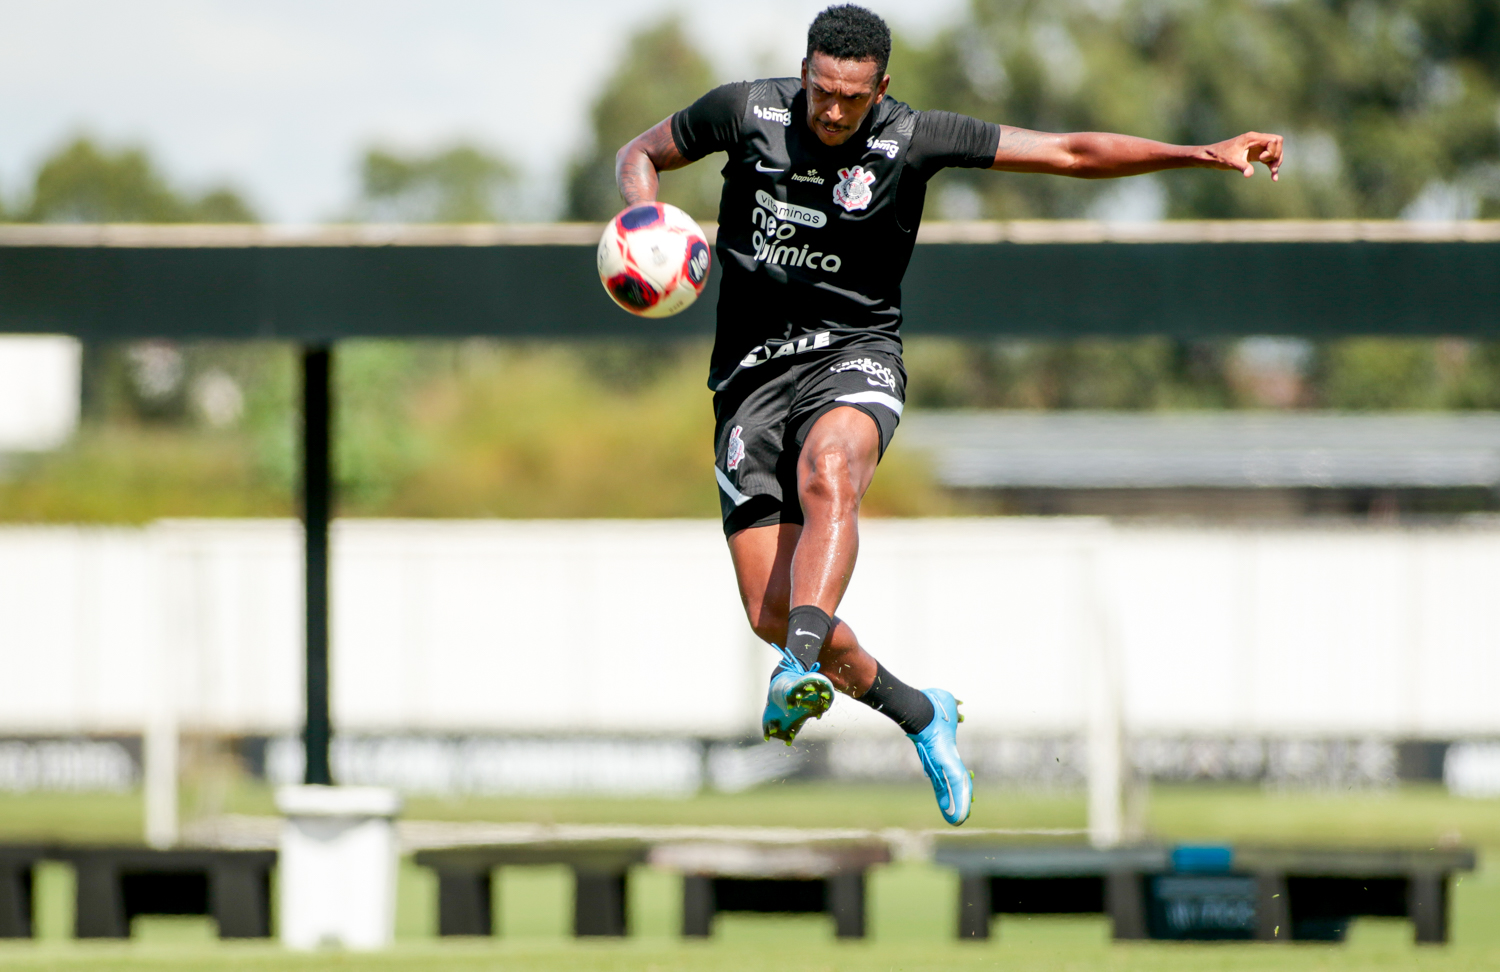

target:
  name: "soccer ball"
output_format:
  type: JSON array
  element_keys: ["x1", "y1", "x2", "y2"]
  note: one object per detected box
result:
[{"x1": 597, "y1": 202, "x2": 712, "y2": 318}]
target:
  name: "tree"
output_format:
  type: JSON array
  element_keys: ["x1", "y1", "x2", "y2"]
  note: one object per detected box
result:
[
  {"x1": 5, "y1": 137, "x2": 261, "y2": 441},
  {"x1": 355, "y1": 144, "x2": 518, "y2": 222},
  {"x1": 894, "y1": 0, "x2": 1500, "y2": 220},
  {"x1": 17, "y1": 137, "x2": 256, "y2": 223},
  {"x1": 565, "y1": 18, "x2": 721, "y2": 222}
]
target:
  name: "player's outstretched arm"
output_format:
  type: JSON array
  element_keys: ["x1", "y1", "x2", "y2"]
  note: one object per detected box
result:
[
  {"x1": 616, "y1": 118, "x2": 692, "y2": 206},
  {"x1": 991, "y1": 127, "x2": 1283, "y2": 181}
]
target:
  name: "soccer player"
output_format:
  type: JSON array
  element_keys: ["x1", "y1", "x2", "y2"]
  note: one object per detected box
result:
[{"x1": 615, "y1": 4, "x2": 1282, "y2": 826}]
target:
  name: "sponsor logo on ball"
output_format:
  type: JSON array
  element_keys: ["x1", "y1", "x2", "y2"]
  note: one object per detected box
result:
[{"x1": 688, "y1": 240, "x2": 710, "y2": 284}]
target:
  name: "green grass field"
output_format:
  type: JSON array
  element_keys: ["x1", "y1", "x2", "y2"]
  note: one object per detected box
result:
[{"x1": 1, "y1": 782, "x2": 1496, "y2": 971}]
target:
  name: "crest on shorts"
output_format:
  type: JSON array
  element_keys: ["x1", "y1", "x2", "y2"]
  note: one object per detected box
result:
[
  {"x1": 833, "y1": 166, "x2": 876, "y2": 212},
  {"x1": 726, "y1": 425, "x2": 747, "y2": 471}
]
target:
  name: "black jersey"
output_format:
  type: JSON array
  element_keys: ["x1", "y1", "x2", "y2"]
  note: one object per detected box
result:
[{"x1": 671, "y1": 78, "x2": 1000, "y2": 390}]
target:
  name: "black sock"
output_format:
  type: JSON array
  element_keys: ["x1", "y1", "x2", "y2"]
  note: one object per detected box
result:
[
  {"x1": 857, "y1": 663, "x2": 935, "y2": 734},
  {"x1": 784, "y1": 604, "x2": 833, "y2": 669}
]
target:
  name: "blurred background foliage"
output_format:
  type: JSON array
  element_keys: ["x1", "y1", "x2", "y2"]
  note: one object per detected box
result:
[
  {"x1": 896, "y1": 0, "x2": 1500, "y2": 220},
  {"x1": 2, "y1": 1, "x2": 1499, "y2": 522},
  {"x1": 7, "y1": 331, "x2": 1500, "y2": 523},
  {"x1": 9, "y1": 136, "x2": 257, "y2": 223},
  {"x1": 564, "y1": 17, "x2": 725, "y2": 222},
  {"x1": 353, "y1": 144, "x2": 519, "y2": 223},
  {"x1": 5, "y1": 0, "x2": 1499, "y2": 226}
]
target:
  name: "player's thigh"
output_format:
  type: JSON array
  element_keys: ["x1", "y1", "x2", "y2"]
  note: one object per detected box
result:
[
  {"x1": 727, "y1": 522, "x2": 801, "y2": 641},
  {"x1": 797, "y1": 405, "x2": 882, "y2": 501}
]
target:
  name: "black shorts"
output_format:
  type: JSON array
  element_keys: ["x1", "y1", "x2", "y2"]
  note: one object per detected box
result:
[{"x1": 713, "y1": 349, "x2": 906, "y2": 537}]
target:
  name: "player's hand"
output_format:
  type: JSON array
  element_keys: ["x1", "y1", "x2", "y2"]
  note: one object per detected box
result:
[{"x1": 1203, "y1": 132, "x2": 1284, "y2": 182}]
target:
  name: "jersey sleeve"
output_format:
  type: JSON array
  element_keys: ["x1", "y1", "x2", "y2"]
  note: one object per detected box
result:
[
  {"x1": 907, "y1": 110, "x2": 1001, "y2": 178},
  {"x1": 671, "y1": 83, "x2": 752, "y2": 162}
]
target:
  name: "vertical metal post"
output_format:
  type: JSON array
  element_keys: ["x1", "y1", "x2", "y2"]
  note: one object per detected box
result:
[
  {"x1": 143, "y1": 538, "x2": 178, "y2": 848},
  {"x1": 1083, "y1": 547, "x2": 1124, "y2": 848},
  {"x1": 301, "y1": 345, "x2": 333, "y2": 786}
]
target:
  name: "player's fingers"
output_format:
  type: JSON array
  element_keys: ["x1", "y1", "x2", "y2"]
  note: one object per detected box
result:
[
  {"x1": 1235, "y1": 134, "x2": 1256, "y2": 177},
  {"x1": 1265, "y1": 135, "x2": 1284, "y2": 182}
]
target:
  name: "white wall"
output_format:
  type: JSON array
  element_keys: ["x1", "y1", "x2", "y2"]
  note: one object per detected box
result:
[
  {"x1": 3, "y1": 518, "x2": 1499, "y2": 739},
  {"x1": 0, "y1": 336, "x2": 80, "y2": 451},
  {"x1": 0, "y1": 527, "x2": 155, "y2": 731}
]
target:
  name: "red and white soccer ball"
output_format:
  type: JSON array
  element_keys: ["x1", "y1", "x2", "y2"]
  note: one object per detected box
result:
[{"x1": 597, "y1": 202, "x2": 711, "y2": 318}]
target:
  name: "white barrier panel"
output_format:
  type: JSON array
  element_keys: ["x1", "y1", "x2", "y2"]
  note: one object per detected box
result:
[
  {"x1": 0, "y1": 336, "x2": 80, "y2": 452},
  {"x1": 331, "y1": 520, "x2": 755, "y2": 736},
  {"x1": 263, "y1": 734, "x2": 706, "y2": 796},
  {"x1": 1, "y1": 518, "x2": 1499, "y2": 738},
  {"x1": 0, "y1": 527, "x2": 155, "y2": 732},
  {"x1": 1446, "y1": 742, "x2": 1500, "y2": 797}
]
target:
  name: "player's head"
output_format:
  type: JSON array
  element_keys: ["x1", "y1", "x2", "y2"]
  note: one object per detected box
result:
[{"x1": 801, "y1": 5, "x2": 892, "y2": 147}]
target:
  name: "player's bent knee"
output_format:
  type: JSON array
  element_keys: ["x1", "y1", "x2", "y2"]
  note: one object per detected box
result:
[{"x1": 799, "y1": 455, "x2": 859, "y2": 516}]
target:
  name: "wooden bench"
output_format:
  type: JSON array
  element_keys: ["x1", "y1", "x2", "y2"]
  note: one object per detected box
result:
[
  {"x1": 53, "y1": 847, "x2": 276, "y2": 939},
  {"x1": 0, "y1": 846, "x2": 46, "y2": 938},
  {"x1": 933, "y1": 842, "x2": 1477, "y2": 944},
  {"x1": 649, "y1": 838, "x2": 891, "y2": 939},
  {"x1": 1233, "y1": 846, "x2": 1476, "y2": 944},
  {"x1": 411, "y1": 825, "x2": 893, "y2": 940},
  {"x1": 413, "y1": 838, "x2": 650, "y2": 937}
]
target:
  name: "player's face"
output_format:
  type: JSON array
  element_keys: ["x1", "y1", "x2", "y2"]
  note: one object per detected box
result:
[{"x1": 800, "y1": 51, "x2": 890, "y2": 147}]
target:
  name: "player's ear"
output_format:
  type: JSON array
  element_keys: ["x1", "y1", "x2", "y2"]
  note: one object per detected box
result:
[
  {"x1": 800, "y1": 58, "x2": 809, "y2": 88},
  {"x1": 875, "y1": 73, "x2": 890, "y2": 102}
]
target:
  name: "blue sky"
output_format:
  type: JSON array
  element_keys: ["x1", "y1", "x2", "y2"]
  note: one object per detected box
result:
[{"x1": 0, "y1": 0, "x2": 965, "y2": 222}]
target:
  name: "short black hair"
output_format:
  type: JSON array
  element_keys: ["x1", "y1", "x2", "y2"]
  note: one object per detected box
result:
[{"x1": 807, "y1": 5, "x2": 891, "y2": 78}]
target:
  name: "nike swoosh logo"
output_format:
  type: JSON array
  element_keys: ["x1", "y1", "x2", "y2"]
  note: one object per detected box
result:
[
  {"x1": 755, "y1": 161, "x2": 784, "y2": 173},
  {"x1": 794, "y1": 628, "x2": 819, "y2": 638}
]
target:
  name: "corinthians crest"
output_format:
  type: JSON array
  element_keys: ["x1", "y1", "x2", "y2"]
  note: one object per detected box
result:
[
  {"x1": 726, "y1": 425, "x2": 746, "y2": 471},
  {"x1": 832, "y1": 165, "x2": 876, "y2": 212}
]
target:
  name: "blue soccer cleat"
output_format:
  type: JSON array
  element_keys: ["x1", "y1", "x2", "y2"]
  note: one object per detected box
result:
[
  {"x1": 761, "y1": 645, "x2": 836, "y2": 744},
  {"x1": 909, "y1": 688, "x2": 973, "y2": 826}
]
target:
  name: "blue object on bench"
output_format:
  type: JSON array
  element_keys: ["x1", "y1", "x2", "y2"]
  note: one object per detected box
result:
[{"x1": 1171, "y1": 845, "x2": 1233, "y2": 874}]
